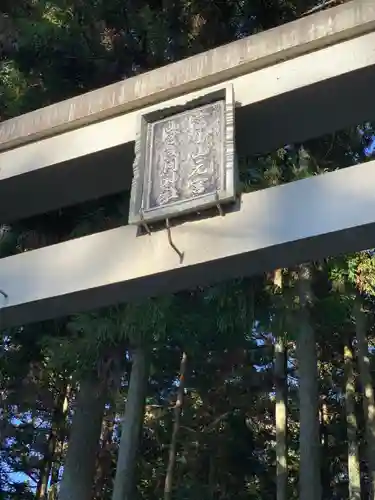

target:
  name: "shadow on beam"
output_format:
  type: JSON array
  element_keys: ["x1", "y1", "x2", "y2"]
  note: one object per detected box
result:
[
  {"x1": 236, "y1": 64, "x2": 375, "y2": 155},
  {"x1": 1, "y1": 64, "x2": 375, "y2": 223},
  {"x1": 0, "y1": 142, "x2": 134, "y2": 223},
  {"x1": 2, "y1": 159, "x2": 375, "y2": 327},
  {"x1": 2, "y1": 224, "x2": 375, "y2": 328}
]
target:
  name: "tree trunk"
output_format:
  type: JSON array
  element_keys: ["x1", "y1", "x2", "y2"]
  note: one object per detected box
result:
[
  {"x1": 354, "y1": 295, "x2": 375, "y2": 498},
  {"x1": 296, "y1": 264, "x2": 321, "y2": 500},
  {"x1": 319, "y1": 401, "x2": 330, "y2": 498},
  {"x1": 112, "y1": 347, "x2": 149, "y2": 500},
  {"x1": 35, "y1": 411, "x2": 58, "y2": 499},
  {"x1": 208, "y1": 453, "x2": 216, "y2": 500},
  {"x1": 164, "y1": 351, "x2": 188, "y2": 500},
  {"x1": 344, "y1": 332, "x2": 361, "y2": 500},
  {"x1": 49, "y1": 383, "x2": 71, "y2": 500},
  {"x1": 36, "y1": 381, "x2": 70, "y2": 499},
  {"x1": 48, "y1": 443, "x2": 61, "y2": 500},
  {"x1": 59, "y1": 374, "x2": 107, "y2": 500},
  {"x1": 94, "y1": 401, "x2": 117, "y2": 499},
  {"x1": 275, "y1": 337, "x2": 288, "y2": 500},
  {"x1": 273, "y1": 267, "x2": 288, "y2": 500}
]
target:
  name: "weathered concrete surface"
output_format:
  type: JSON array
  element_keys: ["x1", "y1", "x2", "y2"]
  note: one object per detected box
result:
[
  {"x1": 1, "y1": 159, "x2": 375, "y2": 327},
  {"x1": 1, "y1": 31, "x2": 375, "y2": 222},
  {"x1": 0, "y1": 0, "x2": 374, "y2": 152}
]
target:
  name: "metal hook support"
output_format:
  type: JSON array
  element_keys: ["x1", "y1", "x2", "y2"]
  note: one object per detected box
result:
[
  {"x1": 166, "y1": 219, "x2": 184, "y2": 264},
  {"x1": 0, "y1": 289, "x2": 8, "y2": 299},
  {"x1": 139, "y1": 210, "x2": 151, "y2": 235},
  {"x1": 215, "y1": 192, "x2": 224, "y2": 217}
]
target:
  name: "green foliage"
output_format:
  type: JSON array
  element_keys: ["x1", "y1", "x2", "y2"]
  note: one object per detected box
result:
[
  {"x1": 2, "y1": 0, "x2": 375, "y2": 499},
  {"x1": 0, "y1": 61, "x2": 28, "y2": 118}
]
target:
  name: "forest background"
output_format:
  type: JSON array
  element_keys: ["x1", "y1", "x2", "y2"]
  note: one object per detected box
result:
[{"x1": 1, "y1": 0, "x2": 375, "y2": 499}]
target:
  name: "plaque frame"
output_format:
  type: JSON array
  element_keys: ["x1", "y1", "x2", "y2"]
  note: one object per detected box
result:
[{"x1": 128, "y1": 85, "x2": 236, "y2": 226}]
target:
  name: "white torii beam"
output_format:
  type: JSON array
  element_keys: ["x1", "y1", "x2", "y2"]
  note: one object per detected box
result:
[
  {"x1": 1, "y1": 1, "x2": 375, "y2": 327},
  {"x1": 1, "y1": 159, "x2": 375, "y2": 327},
  {"x1": 0, "y1": 0, "x2": 375, "y2": 222}
]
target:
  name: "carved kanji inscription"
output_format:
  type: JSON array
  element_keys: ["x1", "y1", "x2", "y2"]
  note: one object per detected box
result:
[
  {"x1": 128, "y1": 85, "x2": 235, "y2": 226},
  {"x1": 145, "y1": 101, "x2": 224, "y2": 210}
]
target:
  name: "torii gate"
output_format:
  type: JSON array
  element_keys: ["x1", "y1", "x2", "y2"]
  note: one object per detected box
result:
[{"x1": 1, "y1": 0, "x2": 375, "y2": 327}]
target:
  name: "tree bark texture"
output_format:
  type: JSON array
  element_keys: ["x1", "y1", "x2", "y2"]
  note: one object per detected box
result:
[
  {"x1": 275, "y1": 337, "x2": 288, "y2": 500},
  {"x1": 59, "y1": 375, "x2": 106, "y2": 500},
  {"x1": 344, "y1": 333, "x2": 361, "y2": 500},
  {"x1": 354, "y1": 295, "x2": 375, "y2": 499},
  {"x1": 36, "y1": 380, "x2": 70, "y2": 499},
  {"x1": 164, "y1": 351, "x2": 188, "y2": 500},
  {"x1": 296, "y1": 264, "x2": 321, "y2": 500},
  {"x1": 273, "y1": 268, "x2": 288, "y2": 500},
  {"x1": 112, "y1": 347, "x2": 149, "y2": 500}
]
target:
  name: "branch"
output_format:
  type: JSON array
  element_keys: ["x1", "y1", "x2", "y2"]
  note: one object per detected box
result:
[
  {"x1": 180, "y1": 412, "x2": 232, "y2": 435},
  {"x1": 205, "y1": 412, "x2": 231, "y2": 432},
  {"x1": 7, "y1": 463, "x2": 38, "y2": 485},
  {"x1": 180, "y1": 426, "x2": 197, "y2": 434},
  {"x1": 300, "y1": 0, "x2": 343, "y2": 17}
]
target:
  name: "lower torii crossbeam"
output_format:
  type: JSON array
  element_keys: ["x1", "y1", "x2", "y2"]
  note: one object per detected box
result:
[{"x1": 1, "y1": 159, "x2": 375, "y2": 327}]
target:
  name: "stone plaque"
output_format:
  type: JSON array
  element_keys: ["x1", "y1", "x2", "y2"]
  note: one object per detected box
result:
[{"x1": 129, "y1": 85, "x2": 236, "y2": 226}]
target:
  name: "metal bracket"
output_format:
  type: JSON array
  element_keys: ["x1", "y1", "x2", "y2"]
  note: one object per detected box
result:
[
  {"x1": 0, "y1": 290, "x2": 8, "y2": 299},
  {"x1": 138, "y1": 209, "x2": 184, "y2": 264},
  {"x1": 166, "y1": 219, "x2": 184, "y2": 264},
  {"x1": 215, "y1": 192, "x2": 224, "y2": 217},
  {"x1": 139, "y1": 209, "x2": 151, "y2": 235}
]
